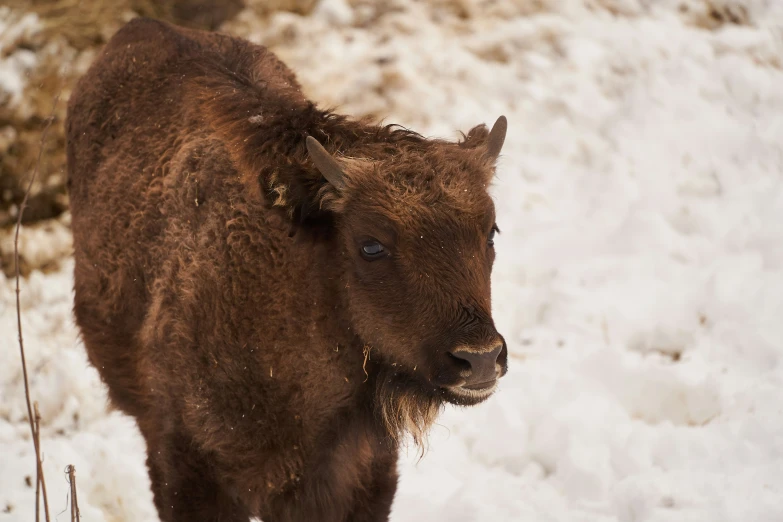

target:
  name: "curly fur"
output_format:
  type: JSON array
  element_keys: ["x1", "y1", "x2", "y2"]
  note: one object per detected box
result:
[{"x1": 66, "y1": 17, "x2": 507, "y2": 522}]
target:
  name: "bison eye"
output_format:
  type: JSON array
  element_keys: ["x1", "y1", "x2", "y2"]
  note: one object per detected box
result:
[
  {"x1": 361, "y1": 240, "x2": 386, "y2": 260},
  {"x1": 488, "y1": 224, "x2": 499, "y2": 247}
]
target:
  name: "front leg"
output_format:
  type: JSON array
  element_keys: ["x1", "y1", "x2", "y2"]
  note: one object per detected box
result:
[
  {"x1": 347, "y1": 451, "x2": 399, "y2": 522},
  {"x1": 143, "y1": 425, "x2": 251, "y2": 522}
]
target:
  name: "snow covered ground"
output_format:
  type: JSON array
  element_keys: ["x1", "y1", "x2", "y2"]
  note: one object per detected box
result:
[{"x1": 3, "y1": 0, "x2": 783, "y2": 520}]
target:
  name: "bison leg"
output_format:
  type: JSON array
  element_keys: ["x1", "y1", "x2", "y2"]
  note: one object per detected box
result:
[
  {"x1": 346, "y1": 452, "x2": 399, "y2": 522},
  {"x1": 144, "y1": 428, "x2": 250, "y2": 522},
  {"x1": 73, "y1": 298, "x2": 148, "y2": 419}
]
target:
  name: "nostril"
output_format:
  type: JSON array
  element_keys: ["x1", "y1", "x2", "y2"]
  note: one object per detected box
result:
[
  {"x1": 448, "y1": 344, "x2": 503, "y2": 384},
  {"x1": 447, "y1": 351, "x2": 472, "y2": 373}
]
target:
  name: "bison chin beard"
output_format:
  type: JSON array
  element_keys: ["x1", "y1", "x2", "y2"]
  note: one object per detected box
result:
[{"x1": 373, "y1": 366, "x2": 444, "y2": 452}]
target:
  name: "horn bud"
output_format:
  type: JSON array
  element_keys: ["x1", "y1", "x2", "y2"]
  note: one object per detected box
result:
[
  {"x1": 486, "y1": 115, "x2": 507, "y2": 160},
  {"x1": 306, "y1": 136, "x2": 346, "y2": 189}
]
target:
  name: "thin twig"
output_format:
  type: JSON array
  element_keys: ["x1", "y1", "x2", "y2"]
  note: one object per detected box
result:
[
  {"x1": 15, "y1": 92, "x2": 59, "y2": 522},
  {"x1": 67, "y1": 465, "x2": 80, "y2": 522},
  {"x1": 34, "y1": 403, "x2": 43, "y2": 522}
]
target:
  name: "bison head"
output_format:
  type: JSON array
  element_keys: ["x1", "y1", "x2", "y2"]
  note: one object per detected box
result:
[{"x1": 305, "y1": 117, "x2": 508, "y2": 434}]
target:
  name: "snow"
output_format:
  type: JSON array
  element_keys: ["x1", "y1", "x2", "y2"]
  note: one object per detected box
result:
[
  {"x1": 2, "y1": 0, "x2": 783, "y2": 520},
  {"x1": 0, "y1": 8, "x2": 39, "y2": 108}
]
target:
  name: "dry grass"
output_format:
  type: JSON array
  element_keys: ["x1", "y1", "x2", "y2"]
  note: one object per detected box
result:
[
  {"x1": 0, "y1": 36, "x2": 73, "y2": 229},
  {"x1": 243, "y1": 0, "x2": 318, "y2": 17},
  {"x1": 0, "y1": 0, "x2": 328, "y2": 235},
  {"x1": 0, "y1": 0, "x2": 248, "y2": 232},
  {"x1": 6, "y1": 0, "x2": 246, "y2": 49},
  {"x1": 682, "y1": 0, "x2": 752, "y2": 30}
]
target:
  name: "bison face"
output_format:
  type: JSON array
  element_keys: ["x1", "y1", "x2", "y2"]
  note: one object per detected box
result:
[
  {"x1": 306, "y1": 117, "x2": 508, "y2": 408},
  {"x1": 340, "y1": 204, "x2": 508, "y2": 407}
]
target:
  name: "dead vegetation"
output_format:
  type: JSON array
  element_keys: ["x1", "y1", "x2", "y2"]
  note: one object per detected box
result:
[
  {"x1": 0, "y1": 0, "x2": 326, "y2": 237},
  {"x1": 681, "y1": 0, "x2": 752, "y2": 30},
  {"x1": 1, "y1": 0, "x2": 333, "y2": 281},
  {"x1": 4, "y1": 0, "x2": 246, "y2": 48},
  {"x1": 0, "y1": 1, "x2": 249, "y2": 233}
]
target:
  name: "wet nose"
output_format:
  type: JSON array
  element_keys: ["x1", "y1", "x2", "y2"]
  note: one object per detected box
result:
[{"x1": 449, "y1": 344, "x2": 503, "y2": 387}]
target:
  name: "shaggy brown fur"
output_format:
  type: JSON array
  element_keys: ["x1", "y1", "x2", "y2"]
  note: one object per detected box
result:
[{"x1": 66, "y1": 18, "x2": 508, "y2": 522}]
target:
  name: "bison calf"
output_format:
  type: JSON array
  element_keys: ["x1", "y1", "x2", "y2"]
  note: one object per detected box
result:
[{"x1": 67, "y1": 18, "x2": 508, "y2": 522}]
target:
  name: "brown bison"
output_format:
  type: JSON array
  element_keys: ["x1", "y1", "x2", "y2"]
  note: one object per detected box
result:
[{"x1": 66, "y1": 17, "x2": 508, "y2": 522}]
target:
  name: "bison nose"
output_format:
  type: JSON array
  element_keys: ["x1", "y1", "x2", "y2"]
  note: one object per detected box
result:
[{"x1": 448, "y1": 344, "x2": 503, "y2": 387}]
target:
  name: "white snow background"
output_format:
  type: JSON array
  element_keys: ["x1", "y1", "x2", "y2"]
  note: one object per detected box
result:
[{"x1": 2, "y1": 0, "x2": 783, "y2": 520}]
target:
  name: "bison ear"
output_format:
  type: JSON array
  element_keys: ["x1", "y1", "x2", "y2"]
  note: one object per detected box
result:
[
  {"x1": 485, "y1": 115, "x2": 507, "y2": 161},
  {"x1": 306, "y1": 136, "x2": 346, "y2": 190}
]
